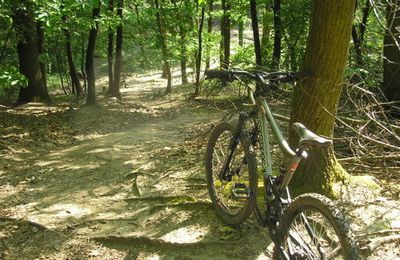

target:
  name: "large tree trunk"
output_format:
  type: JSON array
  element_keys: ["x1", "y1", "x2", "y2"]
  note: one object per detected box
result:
[
  {"x1": 289, "y1": 0, "x2": 355, "y2": 196},
  {"x1": 85, "y1": 3, "x2": 101, "y2": 106},
  {"x1": 62, "y1": 13, "x2": 82, "y2": 97},
  {"x1": 220, "y1": 0, "x2": 230, "y2": 69},
  {"x1": 383, "y1": 0, "x2": 400, "y2": 103},
  {"x1": 195, "y1": 5, "x2": 206, "y2": 95},
  {"x1": 12, "y1": 1, "x2": 48, "y2": 104},
  {"x1": 155, "y1": 0, "x2": 172, "y2": 94},
  {"x1": 272, "y1": 0, "x2": 281, "y2": 69},
  {"x1": 107, "y1": 0, "x2": 114, "y2": 94},
  {"x1": 112, "y1": 0, "x2": 123, "y2": 99},
  {"x1": 250, "y1": 0, "x2": 262, "y2": 66}
]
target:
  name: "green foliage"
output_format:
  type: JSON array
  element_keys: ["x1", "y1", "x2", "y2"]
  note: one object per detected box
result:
[
  {"x1": 231, "y1": 46, "x2": 257, "y2": 69},
  {"x1": 0, "y1": 0, "x2": 394, "y2": 102},
  {"x1": 0, "y1": 66, "x2": 26, "y2": 103}
]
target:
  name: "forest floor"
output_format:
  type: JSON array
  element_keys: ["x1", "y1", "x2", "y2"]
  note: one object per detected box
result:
[{"x1": 1, "y1": 69, "x2": 400, "y2": 259}]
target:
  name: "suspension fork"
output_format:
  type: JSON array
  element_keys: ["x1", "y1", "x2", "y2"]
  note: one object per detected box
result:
[{"x1": 218, "y1": 112, "x2": 249, "y2": 181}]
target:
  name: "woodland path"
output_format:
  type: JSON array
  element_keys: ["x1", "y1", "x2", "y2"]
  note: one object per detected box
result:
[
  {"x1": 0, "y1": 71, "x2": 272, "y2": 259},
  {"x1": 1, "y1": 70, "x2": 400, "y2": 259}
]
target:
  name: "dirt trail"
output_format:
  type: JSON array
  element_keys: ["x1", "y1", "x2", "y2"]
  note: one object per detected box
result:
[
  {"x1": 0, "y1": 72, "x2": 272, "y2": 259},
  {"x1": 1, "y1": 71, "x2": 400, "y2": 259}
]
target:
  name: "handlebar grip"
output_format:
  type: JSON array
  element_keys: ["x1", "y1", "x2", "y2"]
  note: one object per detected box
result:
[
  {"x1": 278, "y1": 72, "x2": 313, "y2": 83},
  {"x1": 205, "y1": 70, "x2": 231, "y2": 80}
]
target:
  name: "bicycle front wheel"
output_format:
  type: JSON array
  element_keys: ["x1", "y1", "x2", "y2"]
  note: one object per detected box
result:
[
  {"x1": 205, "y1": 122, "x2": 257, "y2": 226},
  {"x1": 274, "y1": 193, "x2": 359, "y2": 260}
]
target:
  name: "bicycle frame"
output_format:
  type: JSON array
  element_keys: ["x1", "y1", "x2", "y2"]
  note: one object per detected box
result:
[{"x1": 255, "y1": 95, "x2": 306, "y2": 190}]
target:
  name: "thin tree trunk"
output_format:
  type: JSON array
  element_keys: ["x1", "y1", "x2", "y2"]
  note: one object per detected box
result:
[
  {"x1": 134, "y1": 5, "x2": 146, "y2": 68},
  {"x1": 261, "y1": 3, "x2": 271, "y2": 67},
  {"x1": 250, "y1": 0, "x2": 262, "y2": 66},
  {"x1": 352, "y1": 0, "x2": 371, "y2": 66},
  {"x1": 155, "y1": 0, "x2": 172, "y2": 94},
  {"x1": 36, "y1": 20, "x2": 47, "y2": 92},
  {"x1": 289, "y1": 0, "x2": 356, "y2": 196},
  {"x1": 205, "y1": 0, "x2": 213, "y2": 71},
  {"x1": 352, "y1": 25, "x2": 363, "y2": 65},
  {"x1": 238, "y1": 20, "x2": 244, "y2": 47},
  {"x1": 272, "y1": 0, "x2": 281, "y2": 69},
  {"x1": 62, "y1": 12, "x2": 82, "y2": 97},
  {"x1": 107, "y1": 0, "x2": 114, "y2": 94},
  {"x1": 86, "y1": 3, "x2": 101, "y2": 106},
  {"x1": 55, "y1": 53, "x2": 67, "y2": 94},
  {"x1": 112, "y1": 0, "x2": 123, "y2": 99},
  {"x1": 221, "y1": 0, "x2": 230, "y2": 69},
  {"x1": 195, "y1": 5, "x2": 206, "y2": 95},
  {"x1": 359, "y1": 0, "x2": 371, "y2": 43},
  {"x1": 179, "y1": 18, "x2": 188, "y2": 84},
  {"x1": 81, "y1": 40, "x2": 87, "y2": 92}
]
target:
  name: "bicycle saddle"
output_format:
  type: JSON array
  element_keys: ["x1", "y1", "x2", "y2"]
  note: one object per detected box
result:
[{"x1": 292, "y1": 122, "x2": 332, "y2": 148}]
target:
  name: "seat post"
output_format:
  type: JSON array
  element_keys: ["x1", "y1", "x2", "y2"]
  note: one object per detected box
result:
[{"x1": 278, "y1": 148, "x2": 308, "y2": 191}]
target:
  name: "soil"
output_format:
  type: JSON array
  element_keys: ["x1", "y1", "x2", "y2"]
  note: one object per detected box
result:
[{"x1": 1, "y1": 70, "x2": 400, "y2": 259}]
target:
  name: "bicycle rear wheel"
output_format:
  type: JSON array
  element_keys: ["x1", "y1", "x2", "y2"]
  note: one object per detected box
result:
[
  {"x1": 274, "y1": 193, "x2": 359, "y2": 260},
  {"x1": 205, "y1": 122, "x2": 257, "y2": 225}
]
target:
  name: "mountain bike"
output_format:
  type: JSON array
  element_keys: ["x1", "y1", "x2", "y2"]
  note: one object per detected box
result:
[{"x1": 204, "y1": 69, "x2": 359, "y2": 259}]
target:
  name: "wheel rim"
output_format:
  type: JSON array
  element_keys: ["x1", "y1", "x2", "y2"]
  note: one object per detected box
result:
[
  {"x1": 282, "y1": 209, "x2": 345, "y2": 260},
  {"x1": 211, "y1": 129, "x2": 250, "y2": 215}
]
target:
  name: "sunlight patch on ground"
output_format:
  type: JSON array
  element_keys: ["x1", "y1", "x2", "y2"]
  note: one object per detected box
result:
[
  {"x1": 87, "y1": 147, "x2": 111, "y2": 154},
  {"x1": 160, "y1": 225, "x2": 209, "y2": 244},
  {"x1": 35, "y1": 160, "x2": 59, "y2": 167},
  {"x1": 74, "y1": 133, "x2": 106, "y2": 141},
  {"x1": 137, "y1": 252, "x2": 160, "y2": 260},
  {"x1": 40, "y1": 203, "x2": 91, "y2": 219}
]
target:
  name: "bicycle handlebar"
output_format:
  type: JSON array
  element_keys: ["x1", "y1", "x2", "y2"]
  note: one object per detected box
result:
[{"x1": 205, "y1": 69, "x2": 312, "y2": 85}]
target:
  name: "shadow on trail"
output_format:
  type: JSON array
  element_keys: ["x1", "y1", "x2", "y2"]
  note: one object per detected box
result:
[{"x1": 0, "y1": 83, "x2": 275, "y2": 258}]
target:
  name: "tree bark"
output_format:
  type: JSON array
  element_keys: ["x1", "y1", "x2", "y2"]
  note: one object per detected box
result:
[
  {"x1": 272, "y1": 0, "x2": 281, "y2": 69},
  {"x1": 195, "y1": 5, "x2": 206, "y2": 95},
  {"x1": 155, "y1": 0, "x2": 172, "y2": 94},
  {"x1": 12, "y1": 1, "x2": 48, "y2": 104},
  {"x1": 352, "y1": 25, "x2": 363, "y2": 65},
  {"x1": 176, "y1": 0, "x2": 188, "y2": 85},
  {"x1": 352, "y1": 0, "x2": 371, "y2": 65},
  {"x1": 250, "y1": 0, "x2": 262, "y2": 66},
  {"x1": 62, "y1": 13, "x2": 82, "y2": 97},
  {"x1": 261, "y1": 3, "x2": 271, "y2": 67},
  {"x1": 289, "y1": 0, "x2": 356, "y2": 196},
  {"x1": 134, "y1": 4, "x2": 146, "y2": 68},
  {"x1": 36, "y1": 20, "x2": 47, "y2": 92},
  {"x1": 81, "y1": 39, "x2": 87, "y2": 92},
  {"x1": 383, "y1": 0, "x2": 400, "y2": 104},
  {"x1": 238, "y1": 20, "x2": 244, "y2": 47},
  {"x1": 112, "y1": 0, "x2": 123, "y2": 99},
  {"x1": 205, "y1": 0, "x2": 213, "y2": 71},
  {"x1": 107, "y1": 0, "x2": 114, "y2": 94},
  {"x1": 180, "y1": 25, "x2": 188, "y2": 84},
  {"x1": 220, "y1": 0, "x2": 230, "y2": 69},
  {"x1": 86, "y1": 2, "x2": 101, "y2": 106}
]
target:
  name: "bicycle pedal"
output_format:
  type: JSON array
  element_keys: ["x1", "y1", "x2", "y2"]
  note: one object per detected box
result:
[{"x1": 231, "y1": 183, "x2": 250, "y2": 199}]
